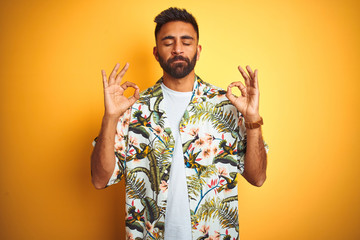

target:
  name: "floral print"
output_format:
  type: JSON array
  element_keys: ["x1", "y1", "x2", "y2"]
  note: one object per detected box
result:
[{"x1": 104, "y1": 76, "x2": 256, "y2": 240}]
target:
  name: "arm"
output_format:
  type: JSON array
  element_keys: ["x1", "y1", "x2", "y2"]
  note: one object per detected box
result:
[
  {"x1": 226, "y1": 65, "x2": 267, "y2": 187},
  {"x1": 242, "y1": 119, "x2": 267, "y2": 187},
  {"x1": 91, "y1": 63, "x2": 139, "y2": 189}
]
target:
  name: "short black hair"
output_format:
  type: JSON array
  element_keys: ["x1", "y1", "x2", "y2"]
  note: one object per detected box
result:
[{"x1": 154, "y1": 7, "x2": 199, "y2": 41}]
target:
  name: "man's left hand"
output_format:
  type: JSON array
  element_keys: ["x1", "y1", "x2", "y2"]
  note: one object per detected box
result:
[{"x1": 226, "y1": 65, "x2": 261, "y2": 122}]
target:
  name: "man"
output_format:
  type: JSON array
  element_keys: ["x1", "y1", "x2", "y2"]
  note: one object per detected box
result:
[{"x1": 91, "y1": 7, "x2": 267, "y2": 240}]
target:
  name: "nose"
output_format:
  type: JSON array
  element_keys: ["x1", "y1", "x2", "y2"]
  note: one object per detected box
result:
[{"x1": 172, "y1": 41, "x2": 183, "y2": 55}]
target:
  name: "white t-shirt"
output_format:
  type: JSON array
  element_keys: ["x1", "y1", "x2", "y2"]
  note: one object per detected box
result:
[{"x1": 161, "y1": 83, "x2": 193, "y2": 240}]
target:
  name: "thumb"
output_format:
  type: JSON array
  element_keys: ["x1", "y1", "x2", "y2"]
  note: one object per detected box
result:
[
  {"x1": 226, "y1": 86, "x2": 237, "y2": 103},
  {"x1": 128, "y1": 88, "x2": 140, "y2": 106}
]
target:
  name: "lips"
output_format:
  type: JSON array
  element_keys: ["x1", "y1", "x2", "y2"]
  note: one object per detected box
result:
[{"x1": 169, "y1": 56, "x2": 188, "y2": 63}]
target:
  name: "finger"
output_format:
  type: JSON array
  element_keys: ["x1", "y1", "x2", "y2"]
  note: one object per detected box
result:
[
  {"x1": 226, "y1": 82, "x2": 247, "y2": 102},
  {"x1": 246, "y1": 65, "x2": 255, "y2": 79},
  {"x1": 228, "y1": 81, "x2": 247, "y2": 97},
  {"x1": 254, "y1": 69, "x2": 259, "y2": 89},
  {"x1": 121, "y1": 81, "x2": 139, "y2": 91},
  {"x1": 109, "y1": 63, "x2": 120, "y2": 85},
  {"x1": 128, "y1": 88, "x2": 140, "y2": 105},
  {"x1": 115, "y1": 63, "x2": 130, "y2": 84},
  {"x1": 238, "y1": 66, "x2": 251, "y2": 87},
  {"x1": 246, "y1": 65, "x2": 256, "y2": 88},
  {"x1": 101, "y1": 70, "x2": 108, "y2": 88},
  {"x1": 228, "y1": 81, "x2": 243, "y2": 88},
  {"x1": 225, "y1": 85, "x2": 237, "y2": 103}
]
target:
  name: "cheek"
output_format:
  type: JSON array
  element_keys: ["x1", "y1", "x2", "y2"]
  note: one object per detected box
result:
[{"x1": 157, "y1": 49, "x2": 166, "y2": 57}]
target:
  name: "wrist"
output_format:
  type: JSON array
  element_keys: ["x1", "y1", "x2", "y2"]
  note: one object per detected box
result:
[
  {"x1": 244, "y1": 113, "x2": 261, "y2": 122},
  {"x1": 244, "y1": 115, "x2": 263, "y2": 129},
  {"x1": 99, "y1": 114, "x2": 119, "y2": 139},
  {"x1": 103, "y1": 113, "x2": 120, "y2": 124}
]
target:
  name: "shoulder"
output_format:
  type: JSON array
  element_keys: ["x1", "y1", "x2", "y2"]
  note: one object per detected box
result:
[
  {"x1": 139, "y1": 80, "x2": 162, "y2": 99},
  {"x1": 196, "y1": 76, "x2": 232, "y2": 107},
  {"x1": 129, "y1": 81, "x2": 162, "y2": 117}
]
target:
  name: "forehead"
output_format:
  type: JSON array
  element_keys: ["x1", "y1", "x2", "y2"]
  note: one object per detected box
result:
[{"x1": 157, "y1": 21, "x2": 197, "y2": 40}]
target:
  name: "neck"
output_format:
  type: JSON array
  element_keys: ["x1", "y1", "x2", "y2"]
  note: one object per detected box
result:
[{"x1": 162, "y1": 71, "x2": 195, "y2": 92}]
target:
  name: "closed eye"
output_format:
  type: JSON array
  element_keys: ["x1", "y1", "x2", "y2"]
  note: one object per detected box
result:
[{"x1": 163, "y1": 41, "x2": 173, "y2": 46}]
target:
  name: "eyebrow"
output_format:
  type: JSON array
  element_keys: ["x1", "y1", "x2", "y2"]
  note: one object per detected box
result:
[{"x1": 161, "y1": 35, "x2": 194, "y2": 41}]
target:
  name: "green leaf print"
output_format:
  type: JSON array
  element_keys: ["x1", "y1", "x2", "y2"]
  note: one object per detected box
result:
[
  {"x1": 187, "y1": 102, "x2": 239, "y2": 139},
  {"x1": 141, "y1": 197, "x2": 160, "y2": 223},
  {"x1": 197, "y1": 197, "x2": 239, "y2": 231},
  {"x1": 126, "y1": 173, "x2": 146, "y2": 199}
]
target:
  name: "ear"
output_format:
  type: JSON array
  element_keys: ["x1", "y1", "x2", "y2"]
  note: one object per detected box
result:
[
  {"x1": 196, "y1": 44, "x2": 202, "y2": 61},
  {"x1": 153, "y1": 46, "x2": 159, "y2": 61}
]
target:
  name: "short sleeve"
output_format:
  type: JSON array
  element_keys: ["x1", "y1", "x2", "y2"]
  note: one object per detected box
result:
[
  {"x1": 236, "y1": 114, "x2": 247, "y2": 175},
  {"x1": 92, "y1": 108, "x2": 131, "y2": 187}
]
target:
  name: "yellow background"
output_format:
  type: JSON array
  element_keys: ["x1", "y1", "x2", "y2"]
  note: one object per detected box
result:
[{"x1": 1, "y1": 0, "x2": 359, "y2": 239}]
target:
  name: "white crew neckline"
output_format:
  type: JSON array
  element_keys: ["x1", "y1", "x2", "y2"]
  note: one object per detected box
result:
[{"x1": 161, "y1": 82, "x2": 193, "y2": 95}]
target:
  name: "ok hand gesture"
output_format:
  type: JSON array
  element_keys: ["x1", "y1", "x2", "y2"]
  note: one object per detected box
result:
[
  {"x1": 101, "y1": 63, "x2": 140, "y2": 118},
  {"x1": 226, "y1": 65, "x2": 260, "y2": 122}
]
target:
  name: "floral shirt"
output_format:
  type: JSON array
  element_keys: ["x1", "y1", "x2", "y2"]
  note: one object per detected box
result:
[{"x1": 104, "y1": 76, "x2": 261, "y2": 240}]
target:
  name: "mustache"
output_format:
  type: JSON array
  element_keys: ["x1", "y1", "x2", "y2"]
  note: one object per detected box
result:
[{"x1": 168, "y1": 55, "x2": 189, "y2": 63}]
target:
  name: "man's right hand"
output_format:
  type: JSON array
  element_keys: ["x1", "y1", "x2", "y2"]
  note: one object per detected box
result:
[
  {"x1": 101, "y1": 63, "x2": 140, "y2": 118},
  {"x1": 91, "y1": 63, "x2": 140, "y2": 189}
]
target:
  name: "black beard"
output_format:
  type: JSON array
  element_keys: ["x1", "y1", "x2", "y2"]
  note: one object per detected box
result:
[{"x1": 158, "y1": 52, "x2": 197, "y2": 79}]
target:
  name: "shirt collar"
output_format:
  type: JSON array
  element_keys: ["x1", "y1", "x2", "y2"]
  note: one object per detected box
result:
[{"x1": 150, "y1": 75, "x2": 204, "y2": 97}]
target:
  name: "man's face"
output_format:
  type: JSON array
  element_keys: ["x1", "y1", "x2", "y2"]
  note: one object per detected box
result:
[{"x1": 153, "y1": 21, "x2": 201, "y2": 79}]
